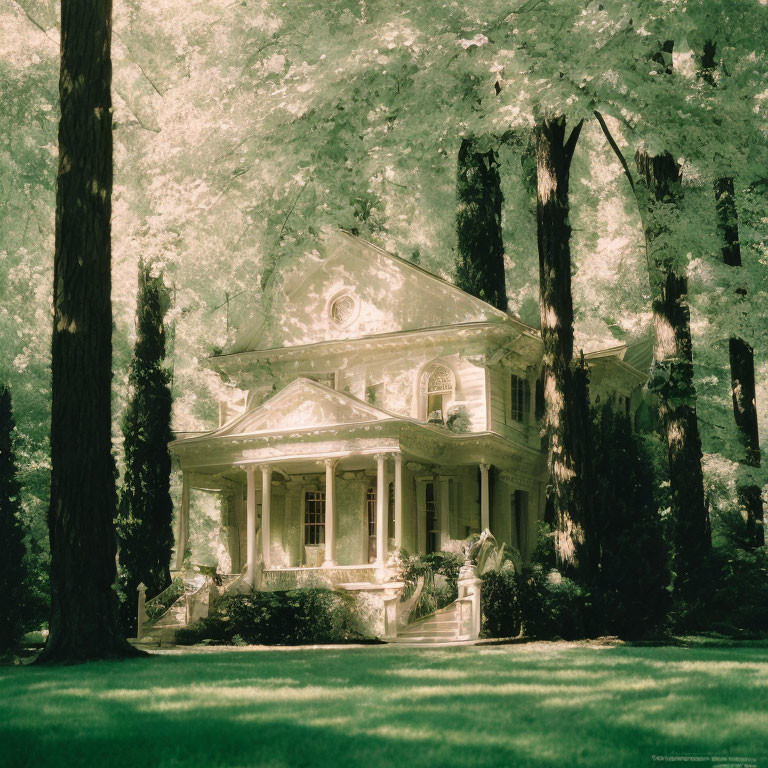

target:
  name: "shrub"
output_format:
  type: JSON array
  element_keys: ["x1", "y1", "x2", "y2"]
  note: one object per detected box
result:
[
  {"x1": 0, "y1": 384, "x2": 31, "y2": 655},
  {"x1": 517, "y1": 565, "x2": 587, "y2": 640},
  {"x1": 481, "y1": 567, "x2": 521, "y2": 638},
  {"x1": 673, "y1": 509, "x2": 768, "y2": 636},
  {"x1": 587, "y1": 405, "x2": 671, "y2": 639},
  {"x1": 174, "y1": 588, "x2": 369, "y2": 646}
]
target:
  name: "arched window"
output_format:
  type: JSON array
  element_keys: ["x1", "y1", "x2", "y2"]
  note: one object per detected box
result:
[{"x1": 421, "y1": 363, "x2": 455, "y2": 424}]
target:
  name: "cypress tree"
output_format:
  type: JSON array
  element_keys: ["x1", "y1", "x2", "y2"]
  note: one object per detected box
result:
[
  {"x1": 116, "y1": 259, "x2": 174, "y2": 636},
  {"x1": 0, "y1": 385, "x2": 29, "y2": 654},
  {"x1": 590, "y1": 404, "x2": 671, "y2": 639},
  {"x1": 455, "y1": 138, "x2": 509, "y2": 311}
]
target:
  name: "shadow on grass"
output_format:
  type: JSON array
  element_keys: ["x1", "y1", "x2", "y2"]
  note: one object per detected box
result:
[{"x1": 2, "y1": 644, "x2": 768, "y2": 768}]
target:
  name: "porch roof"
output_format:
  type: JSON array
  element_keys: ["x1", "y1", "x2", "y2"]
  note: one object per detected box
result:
[{"x1": 170, "y1": 378, "x2": 544, "y2": 476}]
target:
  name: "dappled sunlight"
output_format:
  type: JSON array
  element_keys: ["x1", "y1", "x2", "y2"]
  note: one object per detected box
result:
[
  {"x1": 3, "y1": 644, "x2": 768, "y2": 768},
  {"x1": 384, "y1": 667, "x2": 471, "y2": 680}
]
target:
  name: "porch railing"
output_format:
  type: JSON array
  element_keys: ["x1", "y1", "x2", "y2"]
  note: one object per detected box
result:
[{"x1": 261, "y1": 564, "x2": 378, "y2": 591}]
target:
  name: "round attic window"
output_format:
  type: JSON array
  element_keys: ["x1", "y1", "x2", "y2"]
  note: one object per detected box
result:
[{"x1": 330, "y1": 293, "x2": 357, "y2": 328}]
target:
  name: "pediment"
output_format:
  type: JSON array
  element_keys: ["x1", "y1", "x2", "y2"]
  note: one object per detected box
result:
[
  {"x1": 213, "y1": 378, "x2": 396, "y2": 436},
  {"x1": 229, "y1": 230, "x2": 510, "y2": 354}
]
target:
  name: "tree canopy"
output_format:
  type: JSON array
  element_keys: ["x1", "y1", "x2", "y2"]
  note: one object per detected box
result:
[{"x1": 1, "y1": 0, "x2": 766, "y2": 611}]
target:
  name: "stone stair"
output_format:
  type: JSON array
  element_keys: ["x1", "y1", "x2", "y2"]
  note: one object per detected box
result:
[{"x1": 390, "y1": 600, "x2": 477, "y2": 646}]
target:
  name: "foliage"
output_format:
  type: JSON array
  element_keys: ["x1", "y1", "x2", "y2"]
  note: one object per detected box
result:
[
  {"x1": 517, "y1": 564, "x2": 587, "y2": 641},
  {"x1": 0, "y1": 385, "x2": 31, "y2": 653},
  {"x1": 587, "y1": 404, "x2": 671, "y2": 639},
  {"x1": 445, "y1": 405, "x2": 471, "y2": 433},
  {"x1": 116, "y1": 260, "x2": 175, "y2": 636},
  {"x1": 174, "y1": 588, "x2": 369, "y2": 646},
  {"x1": 481, "y1": 567, "x2": 521, "y2": 639},
  {"x1": 672, "y1": 509, "x2": 768, "y2": 636},
  {"x1": 399, "y1": 550, "x2": 463, "y2": 621},
  {"x1": 1, "y1": 0, "x2": 767, "y2": 634},
  {"x1": 455, "y1": 138, "x2": 508, "y2": 311}
]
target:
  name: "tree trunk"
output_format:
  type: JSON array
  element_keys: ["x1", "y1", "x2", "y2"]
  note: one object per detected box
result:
[
  {"x1": 455, "y1": 137, "x2": 508, "y2": 311},
  {"x1": 700, "y1": 40, "x2": 763, "y2": 546},
  {"x1": 635, "y1": 149, "x2": 710, "y2": 600},
  {"x1": 38, "y1": 0, "x2": 141, "y2": 662},
  {"x1": 714, "y1": 173, "x2": 764, "y2": 549},
  {"x1": 535, "y1": 115, "x2": 593, "y2": 573}
]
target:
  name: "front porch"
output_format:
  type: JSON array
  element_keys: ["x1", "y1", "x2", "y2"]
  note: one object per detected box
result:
[{"x1": 172, "y1": 448, "x2": 500, "y2": 591}]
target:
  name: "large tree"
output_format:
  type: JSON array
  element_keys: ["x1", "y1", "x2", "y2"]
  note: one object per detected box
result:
[
  {"x1": 116, "y1": 259, "x2": 174, "y2": 636},
  {"x1": 0, "y1": 385, "x2": 29, "y2": 654},
  {"x1": 39, "y1": 0, "x2": 140, "y2": 662},
  {"x1": 594, "y1": 38, "x2": 711, "y2": 602},
  {"x1": 535, "y1": 115, "x2": 595, "y2": 574},
  {"x1": 455, "y1": 137, "x2": 508, "y2": 311},
  {"x1": 699, "y1": 41, "x2": 764, "y2": 548}
]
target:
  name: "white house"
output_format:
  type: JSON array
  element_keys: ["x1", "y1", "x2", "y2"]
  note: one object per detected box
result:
[{"x1": 164, "y1": 230, "x2": 648, "y2": 641}]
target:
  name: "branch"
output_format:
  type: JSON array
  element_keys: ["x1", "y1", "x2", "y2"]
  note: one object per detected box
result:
[
  {"x1": 277, "y1": 182, "x2": 308, "y2": 241},
  {"x1": 593, "y1": 110, "x2": 641, "y2": 205},
  {"x1": 593, "y1": 111, "x2": 636, "y2": 193},
  {"x1": 593, "y1": 110, "x2": 650, "y2": 275},
  {"x1": 114, "y1": 33, "x2": 164, "y2": 97},
  {"x1": 11, "y1": 0, "x2": 57, "y2": 47},
  {"x1": 563, "y1": 119, "x2": 584, "y2": 164},
  {"x1": 113, "y1": 88, "x2": 161, "y2": 133}
]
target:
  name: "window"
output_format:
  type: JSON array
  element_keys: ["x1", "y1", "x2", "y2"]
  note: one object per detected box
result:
[
  {"x1": 305, "y1": 372, "x2": 335, "y2": 388},
  {"x1": 366, "y1": 487, "x2": 376, "y2": 561},
  {"x1": 366, "y1": 382, "x2": 383, "y2": 405},
  {"x1": 422, "y1": 364, "x2": 454, "y2": 424},
  {"x1": 388, "y1": 481, "x2": 395, "y2": 541},
  {"x1": 535, "y1": 377, "x2": 544, "y2": 421},
  {"x1": 510, "y1": 374, "x2": 529, "y2": 423},
  {"x1": 366, "y1": 488, "x2": 376, "y2": 537},
  {"x1": 513, "y1": 490, "x2": 529, "y2": 560},
  {"x1": 304, "y1": 491, "x2": 325, "y2": 546},
  {"x1": 329, "y1": 293, "x2": 356, "y2": 327},
  {"x1": 425, "y1": 482, "x2": 438, "y2": 554}
]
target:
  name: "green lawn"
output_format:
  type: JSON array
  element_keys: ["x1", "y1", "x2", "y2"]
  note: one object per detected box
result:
[{"x1": 2, "y1": 641, "x2": 768, "y2": 768}]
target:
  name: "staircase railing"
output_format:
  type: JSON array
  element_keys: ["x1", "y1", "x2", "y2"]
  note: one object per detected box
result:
[
  {"x1": 137, "y1": 571, "x2": 222, "y2": 641},
  {"x1": 455, "y1": 561, "x2": 482, "y2": 641}
]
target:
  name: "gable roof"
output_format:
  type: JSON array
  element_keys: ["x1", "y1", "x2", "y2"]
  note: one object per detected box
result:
[
  {"x1": 190, "y1": 377, "x2": 401, "y2": 440},
  {"x1": 229, "y1": 230, "x2": 538, "y2": 354}
]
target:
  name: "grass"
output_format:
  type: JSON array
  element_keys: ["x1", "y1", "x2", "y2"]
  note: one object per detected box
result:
[{"x1": 2, "y1": 641, "x2": 768, "y2": 768}]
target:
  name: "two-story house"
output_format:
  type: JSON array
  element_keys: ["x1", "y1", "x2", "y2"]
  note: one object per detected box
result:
[{"x1": 168, "y1": 230, "x2": 648, "y2": 612}]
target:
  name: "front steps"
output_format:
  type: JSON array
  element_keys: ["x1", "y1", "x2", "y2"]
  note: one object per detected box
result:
[{"x1": 390, "y1": 601, "x2": 478, "y2": 646}]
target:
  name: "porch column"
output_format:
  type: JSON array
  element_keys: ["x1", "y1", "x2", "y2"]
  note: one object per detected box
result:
[
  {"x1": 261, "y1": 464, "x2": 273, "y2": 568},
  {"x1": 175, "y1": 471, "x2": 190, "y2": 571},
  {"x1": 439, "y1": 475, "x2": 451, "y2": 550},
  {"x1": 393, "y1": 452, "x2": 403, "y2": 550},
  {"x1": 375, "y1": 453, "x2": 387, "y2": 569},
  {"x1": 322, "y1": 458, "x2": 338, "y2": 567},
  {"x1": 245, "y1": 465, "x2": 256, "y2": 585},
  {"x1": 480, "y1": 463, "x2": 490, "y2": 532}
]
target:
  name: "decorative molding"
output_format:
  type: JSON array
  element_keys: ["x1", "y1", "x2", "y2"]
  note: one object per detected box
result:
[{"x1": 498, "y1": 471, "x2": 534, "y2": 490}]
